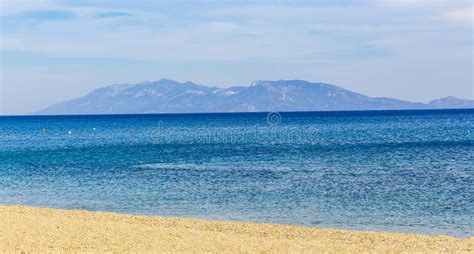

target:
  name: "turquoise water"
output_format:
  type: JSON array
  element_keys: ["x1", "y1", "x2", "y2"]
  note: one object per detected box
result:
[{"x1": 0, "y1": 109, "x2": 472, "y2": 237}]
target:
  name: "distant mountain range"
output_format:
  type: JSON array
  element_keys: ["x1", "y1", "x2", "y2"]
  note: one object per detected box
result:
[{"x1": 37, "y1": 79, "x2": 474, "y2": 114}]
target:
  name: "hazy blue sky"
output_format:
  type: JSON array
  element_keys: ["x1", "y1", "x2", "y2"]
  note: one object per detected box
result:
[{"x1": 1, "y1": 0, "x2": 472, "y2": 115}]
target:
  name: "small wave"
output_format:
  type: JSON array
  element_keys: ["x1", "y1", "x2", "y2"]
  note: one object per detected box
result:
[
  {"x1": 134, "y1": 163, "x2": 208, "y2": 170},
  {"x1": 133, "y1": 161, "x2": 288, "y2": 172}
]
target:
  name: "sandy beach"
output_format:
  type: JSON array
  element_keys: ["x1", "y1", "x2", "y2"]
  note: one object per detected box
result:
[{"x1": 0, "y1": 206, "x2": 472, "y2": 253}]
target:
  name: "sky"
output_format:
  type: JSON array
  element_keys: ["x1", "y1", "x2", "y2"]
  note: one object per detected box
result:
[{"x1": 0, "y1": 0, "x2": 472, "y2": 115}]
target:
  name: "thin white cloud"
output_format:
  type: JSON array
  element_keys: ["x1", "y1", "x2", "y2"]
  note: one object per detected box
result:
[
  {"x1": 202, "y1": 22, "x2": 241, "y2": 33},
  {"x1": 0, "y1": 0, "x2": 157, "y2": 19},
  {"x1": 444, "y1": 6, "x2": 473, "y2": 24},
  {"x1": 202, "y1": 4, "x2": 348, "y2": 20},
  {"x1": 0, "y1": 0, "x2": 53, "y2": 16}
]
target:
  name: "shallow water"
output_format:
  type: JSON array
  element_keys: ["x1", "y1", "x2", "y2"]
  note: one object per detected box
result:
[{"x1": 0, "y1": 109, "x2": 473, "y2": 237}]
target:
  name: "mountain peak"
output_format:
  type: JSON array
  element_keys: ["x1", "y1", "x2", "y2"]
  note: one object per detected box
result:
[
  {"x1": 250, "y1": 79, "x2": 313, "y2": 86},
  {"x1": 250, "y1": 80, "x2": 271, "y2": 86},
  {"x1": 428, "y1": 96, "x2": 474, "y2": 109},
  {"x1": 431, "y1": 96, "x2": 461, "y2": 102},
  {"x1": 158, "y1": 78, "x2": 178, "y2": 83}
]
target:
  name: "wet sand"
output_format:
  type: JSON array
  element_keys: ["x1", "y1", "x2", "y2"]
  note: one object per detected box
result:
[{"x1": 0, "y1": 206, "x2": 472, "y2": 253}]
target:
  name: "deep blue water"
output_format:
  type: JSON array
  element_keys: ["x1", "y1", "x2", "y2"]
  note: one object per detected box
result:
[{"x1": 0, "y1": 109, "x2": 473, "y2": 237}]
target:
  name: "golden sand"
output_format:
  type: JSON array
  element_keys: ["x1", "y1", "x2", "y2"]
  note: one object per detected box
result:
[{"x1": 0, "y1": 206, "x2": 472, "y2": 253}]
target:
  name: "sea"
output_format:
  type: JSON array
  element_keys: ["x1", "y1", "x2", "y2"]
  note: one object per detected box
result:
[{"x1": 0, "y1": 109, "x2": 472, "y2": 237}]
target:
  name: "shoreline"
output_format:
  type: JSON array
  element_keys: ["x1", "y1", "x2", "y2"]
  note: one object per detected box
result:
[{"x1": 1, "y1": 205, "x2": 472, "y2": 253}]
